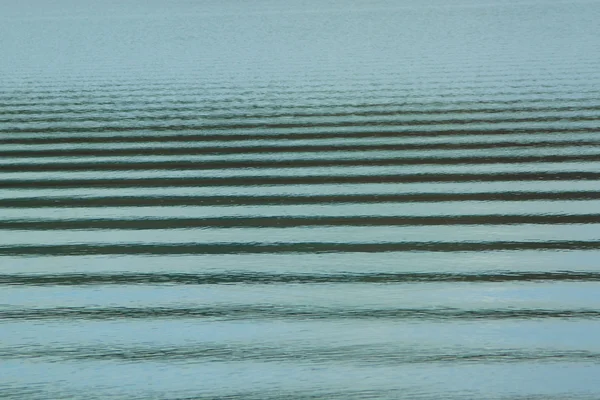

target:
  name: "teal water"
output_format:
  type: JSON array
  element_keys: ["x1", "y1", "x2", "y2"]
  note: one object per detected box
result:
[{"x1": 2, "y1": 0, "x2": 600, "y2": 398}]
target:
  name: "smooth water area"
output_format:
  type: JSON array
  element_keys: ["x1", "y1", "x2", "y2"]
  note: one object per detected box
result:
[{"x1": 2, "y1": 0, "x2": 600, "y2": 399}]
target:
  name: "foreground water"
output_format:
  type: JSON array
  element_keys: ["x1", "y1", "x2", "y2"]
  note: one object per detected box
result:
[{"x1": 2, "y1": 0, "x2": 600, "y2": 399}]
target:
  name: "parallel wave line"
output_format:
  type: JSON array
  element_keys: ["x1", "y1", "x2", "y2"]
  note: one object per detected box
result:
[
  {"x1": 3, "y1": 82, "x2": 599, "y2": 102},
  {"x1": 3, "y1": 271, "x2": 599, "y2": 286},
  {"x1": 3, "y1": 172, "x2": 600, "y2": 188},
  {"x1": 2, "y1": 346, "x2": 599, "y2": 364},
  {"x1": 2, "y1": 139, "x2": 597, "y2": 155},
  {"x1": 2, "y1": 89, "x2": 599, "y2": 113},
  {"x1": 2, "y1": 306, "x2": 599, "y2": 320},
  {"x1": 3, "y1": 155, "x2": 600, "y2": 171},
  {"x1": 2, "y1": 215, "x2": 600, "y2": 230},
  {"x1": 2, "y1": 156, "x2": 599, "y2": 172},
  {"x1": 1, "y1": 241, "x2": 599, "y2": 256},
  {"x1": 3, "y1": 115, "x2": 599, "y2": 134},
  {"x1": 1, "y1": 192, "x2": 599, "y2": 208},
  {"x1": 0, "y1": 128, "x2": 595, "y2": 142},
  {"x1": 3, "y1": 98, "x2": 599, "y2": 119},
  {"x1": 3, "y1": 105, "x2": 600, "y2": 124}
]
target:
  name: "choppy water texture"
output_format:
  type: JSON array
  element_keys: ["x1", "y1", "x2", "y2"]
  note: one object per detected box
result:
[{"x1": 2, "y1": 0, "x2": 600, "y2": 399}]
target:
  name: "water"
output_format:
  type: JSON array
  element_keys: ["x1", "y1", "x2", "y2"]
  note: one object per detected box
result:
[{"x1": 2, "y1": 0, "x2": 600, "y2": 398}]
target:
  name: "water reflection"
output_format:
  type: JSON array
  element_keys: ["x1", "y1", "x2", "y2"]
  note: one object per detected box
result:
[{"x1": 2, "y1": 0, "x2": 600, "y2": 398}]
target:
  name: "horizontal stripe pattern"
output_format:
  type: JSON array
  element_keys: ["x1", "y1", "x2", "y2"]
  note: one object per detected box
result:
[
  {"x1": 2, "y1": 67, "x2": 600, "y2": 359},
  {"x1": 3, "y1": 1, "x2": 600, "y2": 398}
]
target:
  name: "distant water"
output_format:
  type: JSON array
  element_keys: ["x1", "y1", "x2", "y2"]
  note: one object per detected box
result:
[{"x1": 2, "y1": 0, "x2": 600, "y2": 399}]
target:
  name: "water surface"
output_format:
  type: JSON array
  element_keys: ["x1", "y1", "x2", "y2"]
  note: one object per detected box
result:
[{"x1": 1, "y1": 0, "x2": 600, "y2": 399}]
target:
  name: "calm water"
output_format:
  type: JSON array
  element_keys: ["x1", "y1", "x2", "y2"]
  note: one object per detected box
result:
[{"x1": 2, "y1": 0, "x2": 600, "y2": 399}]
